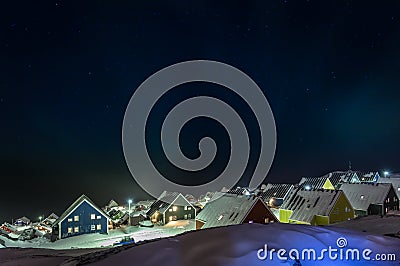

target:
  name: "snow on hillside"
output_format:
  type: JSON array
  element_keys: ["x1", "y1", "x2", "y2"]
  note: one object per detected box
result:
[{"x1": 1, "y1": 222, "x2": 399, "y2": 266}]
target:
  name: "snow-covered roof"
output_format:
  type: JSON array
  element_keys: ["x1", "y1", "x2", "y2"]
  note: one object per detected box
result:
[
  {"x1": 378, "y1": 177, "x2": 400, "y2": 198},
  {"x1": 339, "y1": 183, "x2": 394, "y2": 211},
  {"x1": 281, "y1": 187, "x2": 344, "y2": 224},
  {"x1": 55, "y1": 194, "x2": 110, "y2": 225},
  {"x1": 355, "y1": 171, "x2": 379, "y2": 183},
  {"x1": 259, "y1": 183, "x2": 294, "y2": 202},
  {"x1": 196, "y1": 192, "x2": 274, "y2": 229},
  {"x1": 146, "y1": 192, "x2": 193, "y2": 217}
]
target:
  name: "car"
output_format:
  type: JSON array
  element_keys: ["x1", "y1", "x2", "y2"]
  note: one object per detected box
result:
[{"x1": 113, "y1": 236, "x2": 135, "y2": 246}]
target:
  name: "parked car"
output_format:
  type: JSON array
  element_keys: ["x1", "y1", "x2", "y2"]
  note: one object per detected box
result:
[{"x1": 113, "y1": 236, "x2": 135, "y2": 246}]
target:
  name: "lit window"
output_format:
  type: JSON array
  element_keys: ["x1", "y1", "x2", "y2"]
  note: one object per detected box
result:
[
  {"x1": 91, "y1": 214, "x2": 96, "y2": 220},
  {"x1": 217, "y1": 215, "x2": 223, "y2": 221},
  {"x1": 397, "y1": 187, "x2": 400, "y2": 192},
  {"x1": 68, "y1": 227, "x2": 72, "y2": 233},
  {"x1": 67, "y1": 218, "x2": 72, "y2": 222},
  {"x1": 74, "y1": 216, "x2": 79, "y2": 221},
  {"x1": 188, "y1": 207, "x2": 191, "y2": 210},
  {"x1": 91, "y1": 225, "x2": 95, "y2": 231},
  {"x1": 360, "y1": 195, "x2": 365, "y2": 200},
  {"x1": 184, "y1": 206, "x2": 187, "y2": 211},
  {"x1": 172, "y1": 206, "x2": 177, "y2": 212},
  {"x1": 96, "y1": 224, "x2": 101, "y2": 230},
  {"x1": 97, "y1": 216, "x2": 101, "y2": 219},
  {"x1": 74, "y1": 227, "x2": 79, "y2": 233},
  {"x1": 169, "y1": 209, "x2": 172, "y2": 212}
]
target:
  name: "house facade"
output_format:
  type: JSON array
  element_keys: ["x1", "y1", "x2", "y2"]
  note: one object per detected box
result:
[
  {"x1": 340, "y1": 183, "x2": 398, "y2": 216},
  {"x1": 258, "y1": 183, "x2": 294, "y2": 208},
  {"x1": 147, "y1": 192, "x2": 196, "y2": 225},
  {"x1": 52, "y1": 194, "x2": 109, "y2": 240},
  {"x1": 280, "y1": 187, "x2": 355, "y2": 225},
  {"x1": 378, "y1": 176, "x2": 400, "y2": 208},
  {"x1": 195, "y1": 192, "x2": 278, "y2": 230}
]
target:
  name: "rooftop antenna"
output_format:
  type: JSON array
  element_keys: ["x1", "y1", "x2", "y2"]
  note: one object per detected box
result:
[{"x1": 348, "y1": 161, "x2": 352, "y2": 171}]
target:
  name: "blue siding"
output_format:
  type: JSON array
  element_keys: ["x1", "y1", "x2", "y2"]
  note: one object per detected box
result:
[{"x1": 60, "y1": 200, "x2": 108, "y2": 239}]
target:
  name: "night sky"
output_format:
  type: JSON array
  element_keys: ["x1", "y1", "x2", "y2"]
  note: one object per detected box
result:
[{"x1": 1, "y1": 1, "x2": 400, "y2": 222}]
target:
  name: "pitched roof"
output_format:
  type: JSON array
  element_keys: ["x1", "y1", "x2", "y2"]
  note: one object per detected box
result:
[
  {"x1": 55, "y1": 194, "x2": 109, "y2": 225},
  {"x1": 227, "y1": 187, "x2": 251, "y2": 196},
  {"x1": 378, "y1": 177, "x2": 400, "y2": 198},
  {"x1": 259, "y1": 184, "x2": 294, "y2": 202},
  {"x1": 146, "y1": 192, "x2": 192, "y2": 217},
  {"x1": 356, "y1": 171, "x2": 379, "y2": 182},
  {"x1": 281, "y1": 187, "x2": 343, "y2": 224},
  {"x1": 196, "y1": 192, "x2": 269, "y2": 229},
  {"x1": 299, "y1": 177, "x2": 327, "y2": 189},
  {"x1": 324, "y1": 171, "x2": 359, "y2": 186},
  {"x1": 339, "y1": 183, "x2": 393, "y2": 211}
]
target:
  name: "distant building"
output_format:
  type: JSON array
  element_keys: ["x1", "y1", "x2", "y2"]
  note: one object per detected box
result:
[
  {"x1": 52, "y1": 194, "x2": 110, "y2": 240},
  {"x1": 14, "y1": 217, "x2": 31, "y2": 226},
  {"x1": 356, "y1": 171, "x2": 380, "y2": 183},
  {"x1": 280, "y1": 187, "x2": 355, "y2": 225},
  {"x1": 258, "y1": 183, "x2": 294, "y2": 208},
  {"x1": 146, "y1": 192, "x2": 196, "y2": 225},
  {"x1": 195, "y1": 192, "x2": 278, "y2": 230},
  {"x1": 339, "y1": 183, "x2": 398, "y2": 216},
  {"x1": 299, "y1": 171, "x2": 360, "y2": 190}
]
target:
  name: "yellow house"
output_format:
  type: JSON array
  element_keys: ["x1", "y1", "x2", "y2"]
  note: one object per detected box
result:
[{"x1": 279, "y1": 187, "x2": 354, "y2": 226}]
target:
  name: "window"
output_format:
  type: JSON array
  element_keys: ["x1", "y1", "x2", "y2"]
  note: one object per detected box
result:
[
  {"x1": 184, "y1": 206, "x2": 187, "y2": 211},
  {"x1": 169, "y1": 209, "x2": 172, "y2": 212},
  {"x1": 217, "y1": 215, "x2": 223, "y2": 221},
  {"x1": 172, "y1": 206, "x2": 177, "y2": 212},
  {"x1": 397, "y1": 187, "x2": 400, "y2": 192},
  {"x1": 74, "y1": 215, "x2": 79, "y2": 221},
  {"x1": 97, "y1": 216, "x2": 101, "y2": 219},
  {"x1": 188, "y1": 213, "x2": 191, "y2": 219},
  {"x1": 360, "y1": 195, "x2": 365, "y2": 200},
  {"x1": 68, "y1": 227, "x2": 72, "y2": 233},
  {"x1": 67, "y1": 218, "x2": 72, "y2": 222},
  {"x1": 184, "y1": 214, "x2": 187, "y2": 219},
  {"x1": 91, "y1": 225, "x2": 95, "y2": 231},
  {"x1": 345, "y1": 207, "x2": 350, "y2": 213},
  {"x1": 91, "y1": 214, "x2": 96, "y2": 220},
  {"x1": 74, "y1": 227, "x2": 79, "y2": 233},
  {"x1": 188, "y1": 207, "x2": 191, "y2": 210},
  {"x1": 96, "y1": 224, "x2": 101, "y2": 230}
]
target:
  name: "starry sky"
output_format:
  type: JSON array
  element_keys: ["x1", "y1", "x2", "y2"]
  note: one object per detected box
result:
[{"x1": 1, "y1": 1, "x2": 400, "y2": 222}]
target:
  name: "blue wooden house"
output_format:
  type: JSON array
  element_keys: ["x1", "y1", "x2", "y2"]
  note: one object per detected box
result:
[{"x1": 52, "y1": 194, "x2": 109, "y2": 240}]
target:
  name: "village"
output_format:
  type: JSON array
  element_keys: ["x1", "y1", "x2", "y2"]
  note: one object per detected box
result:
[{"x1": 1, "y1": 169, "x2": 399, "y2": 250}]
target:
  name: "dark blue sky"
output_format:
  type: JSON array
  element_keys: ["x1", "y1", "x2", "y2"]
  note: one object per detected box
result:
[{"x1": 1, "y1": 1, "x2": 400, "y2": 221}]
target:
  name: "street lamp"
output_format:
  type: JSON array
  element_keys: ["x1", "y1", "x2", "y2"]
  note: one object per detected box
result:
[
  {"x1": 39, "y1": 216, "x2": 43, "y2": 223},
  {"x1": 384, "y1": 171, "x2": 390, "y2": 178},
  {"x1": 128, "y1": 199, "x2": 133, "y2": 226}
]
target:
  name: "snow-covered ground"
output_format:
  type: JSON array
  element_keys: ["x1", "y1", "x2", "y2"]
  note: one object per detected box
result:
[
  {"x1": 0, "y1": 222, "x2": 399, "y2": 266},
  {"x1": 0, "y1": 220, "x2": 195, "y2": 250}
]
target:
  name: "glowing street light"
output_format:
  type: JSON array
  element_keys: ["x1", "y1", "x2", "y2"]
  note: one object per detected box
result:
[
  {"x1": 384, "y1": 171, "x2": 390, "y2": 177},
  {"x1": 39, "y1": 216, "x2": 43, "y2": 223},
  {"x1": 128, "y1": 199, "x2": 133, "y2": 226},
  {"x1": 305, "y1": 185, "x2": 311, "y2": 190}
]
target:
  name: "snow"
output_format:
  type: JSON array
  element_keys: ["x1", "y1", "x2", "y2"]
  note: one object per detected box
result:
[{"x1": 0, "y1": 222, "x2": 399, "y2": 265}]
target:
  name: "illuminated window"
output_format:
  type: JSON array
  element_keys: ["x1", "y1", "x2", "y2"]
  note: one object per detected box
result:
[
  {"x1": 172, "y1": 206, "x2": 177, "y2": 212},
  {"x1": 397, "y1": 187, "x2": 400, "y2": 192},
  {"x1": 360, "y1": 195, "x2": 365, "y2": 200},
  {"x1": 217, "y1": 215, "x2": 223, "y2": 221},
  {"x1": 74, "y1": 227, "x2": 79, "y2": 233},
  {"x1": 169, "y1": 209, "x2": 172, "y2": 212},
  {"x1": 184, "y1": 206, "x2": 187, "y2": 210},
  {"x1": 67, "y1": 218, "x2": 72, "y2": 222},
  {"x1": 74, "y1": 216, "x2": 79, "y2": 221},
  {"x1": 97, "y1": 215, "x2": 101, "y2": 219},
  {"x1": 68, "y1": 227, "x2": 72, "y2": 233},
  {"x1": 91, "y1": 225, "x2": 95, "y2": 231},
  {"x1": 91, "y1": 214, "x2": 96, "y2": 220},
  {"x1": 97, "y1": 224, "x2": 101, "y2": 230},
  {"x1": 188, "y1": 207, "x2": 191, "y2": 210}
]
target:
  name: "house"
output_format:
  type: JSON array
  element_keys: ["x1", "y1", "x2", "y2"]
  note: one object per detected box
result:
[
  {"x1": 356, "y1": 171, "x2": 380, "y2": 183},
  {"x1": 14, "y1": 217, "x2": 31, "y2": 226},
  {"x1": 378, "y1": 175, "x2": 400, "y2": 207},
  {"x1": 258, "y1": 183, "x2": 294, "y2": 208},
  {"x1": 128, "y1": 213, "x2": 147, "y2": 226},
  {"x1": 195, "y1": 192, "x2": 278, "y2": 230},
  {"x1": 299, "y1": 171, "x2": 360, "y2": 190},
  {"x1": 42, "y1": 213, "x2": 59, "y2": 226},
  {"x1": 146, "y1": 191, "x2": 196, "y2": 225},
  {"x1": 339, "y1": 183, "x2": 398, "y2": 216},
  {"x1": 52, "y1": 194, "x2": 110, "y2": 240},
  {"x1": 280, "y1": 187, "x2": 355, "y2": 225}
]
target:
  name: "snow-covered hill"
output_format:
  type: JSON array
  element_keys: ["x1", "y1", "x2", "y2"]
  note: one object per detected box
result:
[{"x1": 0, "y1": 223, "x2": 399, "y2": 266}]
